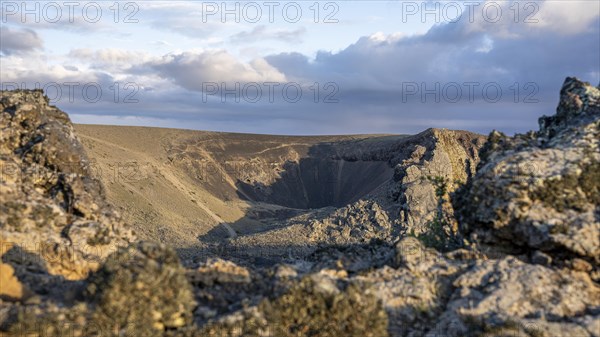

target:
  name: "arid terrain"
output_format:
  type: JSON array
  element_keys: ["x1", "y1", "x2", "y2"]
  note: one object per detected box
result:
[
  {"x1": 75, "y1": 124, "x2": 482, "y2": 266},
  {"x1": 1, "y1": 78, "x2": 599, "y2": 336}
]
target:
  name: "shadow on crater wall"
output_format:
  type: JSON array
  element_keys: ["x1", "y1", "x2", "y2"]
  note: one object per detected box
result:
[
  {"x1": 235, "y1": 143, "x2": 393, "y2": 209},
  {"x1": 195, "y1": 142, "x2": 395, "y2": 265}
]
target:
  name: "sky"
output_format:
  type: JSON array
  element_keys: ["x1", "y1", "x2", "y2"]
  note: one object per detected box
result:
[{"x1": 1, "y1": 0, "x2": 599, "y2": 135}]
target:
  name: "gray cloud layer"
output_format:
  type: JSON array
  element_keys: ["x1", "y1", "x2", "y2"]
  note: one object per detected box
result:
[
  {"x1": 134, "y1": 13, "x2": 598, "y2": 135},
  {"x1": 230, "y1": 25, "x2": 306, "y2": 44},
  {"x1": 0, "y1": 27, "x2": 43, "y2": 55}
]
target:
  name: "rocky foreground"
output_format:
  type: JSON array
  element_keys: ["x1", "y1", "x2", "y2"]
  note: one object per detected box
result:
[{"x1": 0, "y1": 78, "x2": 599, "y2": 336}]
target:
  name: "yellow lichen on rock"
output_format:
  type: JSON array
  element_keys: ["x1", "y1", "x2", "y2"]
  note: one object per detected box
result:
[
  {"x1": 0, "y1": 236, "x2": 31, "y2": 302},
  {"x1": 0, "y1": 263, "x2": 31, "y2": 301}
]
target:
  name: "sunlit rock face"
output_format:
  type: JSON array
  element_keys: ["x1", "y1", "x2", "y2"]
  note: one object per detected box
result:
[{"x1": 455, "y1": 78, "x2": 600, "y2": 268}]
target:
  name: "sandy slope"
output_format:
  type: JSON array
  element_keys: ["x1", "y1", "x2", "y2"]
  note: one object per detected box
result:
[{"x1": 76, "y1": 125, "x2": 233, "y2": 249}]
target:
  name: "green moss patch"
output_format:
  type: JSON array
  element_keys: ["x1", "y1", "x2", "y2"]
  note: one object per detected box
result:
[{"x1": 533, "y1": 161, "x2": 600, "y2": 212}]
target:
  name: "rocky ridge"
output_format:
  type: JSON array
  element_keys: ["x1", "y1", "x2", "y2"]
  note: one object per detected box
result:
[
  {"x1": 456, "y1": 77, "x2": 600, "y2": 275},
  {"x1": 0, "y1": 90, "x2": 134, "y2": 291}
]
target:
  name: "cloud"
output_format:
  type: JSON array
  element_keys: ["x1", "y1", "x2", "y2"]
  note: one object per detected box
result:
[
  {"x1": 149, "y1": 50, "x2": 287, "y2": 91},
  {"x1": 258, "y1": 5, "x2": 599, "y2": 134},
  {"x1": 230, "y1": 25, "x2": 306, "y2": 44},
  {"x1": 417, "y1": 0, "x2": 600, "y2": 38},
  {"x1": 68, "y1": 48, "x2": 153, "y2": 72},
  {"x1": 265, "y1": 5, "x2": 600, "y2": 90},
  {"x1": 0, "y1": 27, "x2": 43, "y2": 55},
  {"x1": 518, "y1": 0, "x2": 599, "y2": 35},
  {"x1": 151, "y1": 40, "x2": 172, "y2": 47},
  {"x1": 0, "y1": 51, "x2": 111, "y2": 92},
  {"x1": 150, "y1": 16, "x2": 225, "y2": 38}
]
